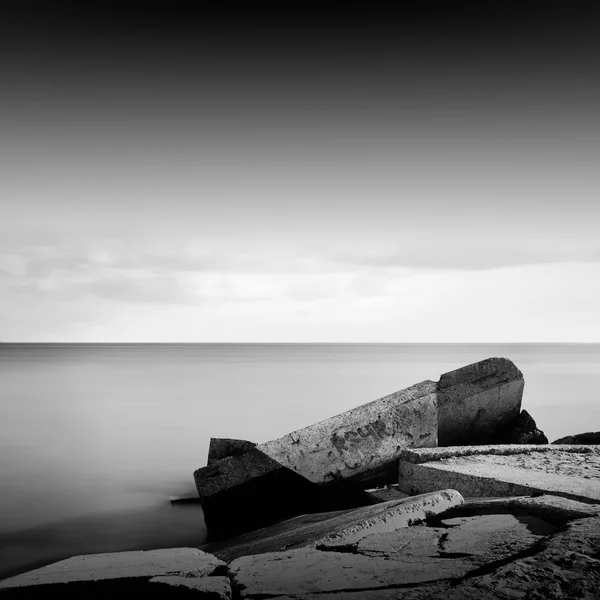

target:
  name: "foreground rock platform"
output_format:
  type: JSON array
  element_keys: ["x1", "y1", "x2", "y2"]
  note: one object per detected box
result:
[
  {"x1": 0, "y1": 548, "x2": 230, "y2": 598},
  {"x1": 4, "y1": 493, "x2": 599, "y2": 599},
  {"x1": 228, "y1": 494, "x2": 600, "y2": 599},
  {"x1": 202, "y1": 490, "x2": 464, "y2": 562},
  {"x1": 399, "y1": 444, "x2": 600, "y2": 503}
]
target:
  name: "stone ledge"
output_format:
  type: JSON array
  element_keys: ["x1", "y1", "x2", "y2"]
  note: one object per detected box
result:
[{"x1": 400, "y1": 444, "x2": 600, "y2": 464}]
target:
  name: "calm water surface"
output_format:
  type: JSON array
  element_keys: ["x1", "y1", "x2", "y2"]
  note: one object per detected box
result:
[{"x1": 1, "y1": 343, "x2": 599, "y2": 579}]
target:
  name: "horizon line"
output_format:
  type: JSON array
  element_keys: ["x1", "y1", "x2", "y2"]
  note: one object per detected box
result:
[{"x1": 2, "y1": 341, "x2": 600, "y2": 346}]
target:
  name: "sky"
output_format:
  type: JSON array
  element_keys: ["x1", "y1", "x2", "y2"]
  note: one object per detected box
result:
[{"x1": 1, "y1": 3, "x2": 600, "y2": 342}]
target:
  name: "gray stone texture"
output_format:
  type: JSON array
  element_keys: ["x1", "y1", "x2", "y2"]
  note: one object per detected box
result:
[
  {"x1": 202, "y1": 491, "x2": 463, "y2": 562},
  {"x1": 437, "y1": 357, "x2": 524, "y2": 446},
  {"x1": 258, "y1": 380, "x2": 439, "y2": 487},
  {"x1": 553, "y1": 430, "x2": 600, "y2": 445},
  {"x1": 509, "y1": 409, "x2": 548, "y2": 444},
  {"x1": 0, "y1": 548, "x2": 225, "y2": 589},
  {"x1": 194, "y1": 448, "x2": 323, "y2": 537},
  {"x1": 228, "y1": 494, "x2": 600, "y2": 599},
  {"x1": 207, "y1": 438, "x2": 257, "y2": 466},
  {"x1": 398, "y1": 445, "x2": 600, "y2": 503},
  {"x1": 229, "y1": 512, "x2": 550, "y2": 598},
  {"x1": 315, "y1": 489, "x2": 463, "y2": 547},
  {"x1": 194, "y1": 358, "x2": 529, "y2": 537}
]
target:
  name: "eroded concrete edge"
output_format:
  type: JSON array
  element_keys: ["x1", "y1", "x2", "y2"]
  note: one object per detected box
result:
[{"x1": 400, "y1": 444, "x2": 600, "y2": 464}]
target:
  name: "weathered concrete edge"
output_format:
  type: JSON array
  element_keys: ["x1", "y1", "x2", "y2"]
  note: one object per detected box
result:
[
  {"x1": 400, "y1": 444, "x2": 600, "y2": 464},
  {"x1": 438, "y1": 494, "x2": 600, "y2": 525},
  {"x1": 0, "y1": 548, "x2": 226, "y2": 590},
  {"x1": 149, "y1": 575, "x2": 232, "y2": 595},
  {"x1": 398, "y1": 460, "x2": 600, "y2": 505},
  {"x1": 398, "y1": 461, "x2": 548, "y2": 500},
  {"x1": 315, "y1": 489, "x2": 464, "y2": 547}
]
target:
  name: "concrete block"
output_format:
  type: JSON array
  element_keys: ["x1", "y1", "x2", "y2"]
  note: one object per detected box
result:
[
  {"x1": 398, "y1": 444, "x2": 600, "y2": 504},
  {"x1": 194, "y1": 448, "x2": 324, "y2": 537},
  {"x1": 0, "y1": 548, "x2": 225, "y2": 590},
  {"x1": 437, "y1": 357, "x2": 524, "y2": 446},
  {"x1": 258, "y1": 380, "x2": 438, "y2": 487},
  {"x1": 207, "y1": 438, "x2": 256, "y2": 465},
  {"x1": 195, "y1": 357, "x2": 527, "y2": 537},
  {"x1": 229, "y1": 510, "x2": 548, "y2": 598}
]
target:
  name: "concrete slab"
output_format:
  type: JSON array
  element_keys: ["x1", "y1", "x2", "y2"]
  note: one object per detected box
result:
[
  {"x1": 316, "y1": 489, "x2": 463, "y2": 547},
  {"x1": 258, "y1": 380, "x2": 438, "y2": 487},
  {"x1": 0, "y1": 548, "x2": 225, "y2": 589},
  {"x1": 202, "y1": 490, "x2": 464, "y2": 562},
  {"x1": 398, "y1": 445, "x2": 600, "y2": 503},
  {"x1": 229, "y1": 511, "x2": 549, "y2": 598},
  {"x1": 438, "y1": 494, "x2": 600, "y2": 525},
  {"x1": 236, "y1": 514, "x2": 600, "y2": 600}
]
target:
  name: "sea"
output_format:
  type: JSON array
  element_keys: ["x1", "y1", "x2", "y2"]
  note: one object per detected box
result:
[{"x1": 1, "y1": 342, "x2": 599, "y2": 580}]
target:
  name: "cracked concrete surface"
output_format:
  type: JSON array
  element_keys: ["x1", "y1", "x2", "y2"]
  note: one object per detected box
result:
[
  {"x1": 1, "y1": 495, "x2": 598, "y2": 599},
  {"x1": 252, "y1": 514, "x2": 600, "y2": 600},
  {"x1": 229, "y1": 512, "x2": 555, "y2": 598}
]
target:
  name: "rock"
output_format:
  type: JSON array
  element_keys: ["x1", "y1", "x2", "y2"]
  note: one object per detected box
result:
[
  {"x1": 232, "y1": 496, "x2": 600, "y2": 599},
  {"x1": 194, "y1": 448, "x2": 324, "y2": 538},
  {"x1": 196, "y1": 358, "x2": 526, "y2": 536},
  {"x1": 229, "y1": 510, "x2": 550, "y2": 598},
  {"x1": 437, "y1": 357, "x2": 524, "y2": 446},
  {"x1": 150, "y1": 575, "x2": 232, "y2": 598},
  {"x1": 441, "y1": 515, "x2": 600, "y2": 600},
  {"x1": 0, "y1": 548, "x2": 225, "y2": 590},
  {"x1": 202, "y1": 491, "x2": 464, "y2": 562},
  {"x1": 553, "y1": 431, "x2": 600, "y2": 445},
  {"x1": 207, "y1": 438, "x2": 257, "y2": 465},
  {"x1": 315, "y1": 489, "x2": 463, "y2": 548},
  {"x1": 508, "y1": 409, "x2": 548, "y2": 444},
  {"x1": 398, "y1": 444, "x2": 600, "y2": 503},
  {"x1": 432, "y1": 493, "x2": 600, "y2": 526},
  {"x1": 258, "y1": 380, "x2": 438, "y2": 488}
]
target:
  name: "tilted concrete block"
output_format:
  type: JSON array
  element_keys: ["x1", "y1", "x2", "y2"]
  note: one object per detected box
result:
[
  {"x1": 258, "y1": 380, "x2": 438, "y2": 487},
  {"x1": 194, "y1": 447, "x2": 325, "y2": 537},
  {"x1": 195, "y1": 358, "x2": 528, "y2": 537},
  {"x1": 437, "y1": 357, "x2": 524, "y2": 446}
]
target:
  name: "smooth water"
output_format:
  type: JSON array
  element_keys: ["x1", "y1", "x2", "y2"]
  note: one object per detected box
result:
[{"x1": 1, "y1": 343, "x2": 599, "y2": 579}]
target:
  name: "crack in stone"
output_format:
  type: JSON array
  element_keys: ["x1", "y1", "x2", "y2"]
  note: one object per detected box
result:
[
  {"x1": 233, "y1": 536, "x2": 554, "y2": 598},
  {"x1": 447, "y1": 536, "x2": 549, "y2": 586},
  {"x1": 437, "y1": 531, "x2": 449, "y2": 552}
]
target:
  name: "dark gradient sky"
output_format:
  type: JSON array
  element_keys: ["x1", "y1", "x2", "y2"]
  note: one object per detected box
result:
[{"x1": 1, "y1": 3, "x2": 600, "y2": 341}]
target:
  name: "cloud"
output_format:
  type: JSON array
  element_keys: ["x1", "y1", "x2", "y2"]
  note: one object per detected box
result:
[{"x1": 334, "y1": 238, "x2": 600, "y2": 271}]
